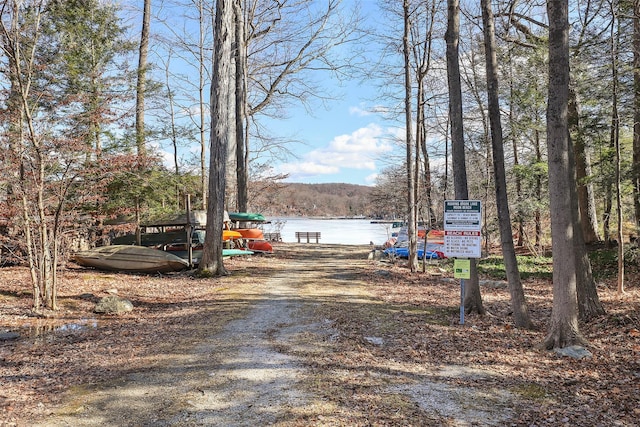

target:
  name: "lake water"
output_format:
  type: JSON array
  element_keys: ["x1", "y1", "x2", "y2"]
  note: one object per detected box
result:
[{"x1": 262, "y1": 217, "x2": 397, "y2": 246}]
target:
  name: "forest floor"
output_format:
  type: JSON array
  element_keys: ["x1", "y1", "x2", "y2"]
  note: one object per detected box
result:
[{"x1": 0, "y1": 243, "x2": 638, "y2": 426}]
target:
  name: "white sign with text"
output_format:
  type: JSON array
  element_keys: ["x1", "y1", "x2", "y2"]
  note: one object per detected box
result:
[{"x1": 444, "y1": 200, "x2": 482, "y2": 258}]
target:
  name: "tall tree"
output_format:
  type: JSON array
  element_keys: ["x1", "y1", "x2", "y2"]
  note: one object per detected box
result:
[
  {"x1": 403, "y1": 0, "x2": 418, "y2": 271},
  {"x1": 445, "y1": 0, "x2": 483, "y2": 314},
  {"x1": 542, "y1": 0, "x2": 586, "y2": 349},
  {"x1": 609, "y1": 0, "x2": 624, "y2": 293},
  {"x1": 238, "y1": 0, "x2": 360, "y2": 210},
  {"x1": 480, "y1": 0, "x2": 532, "y2": 328},
  {"x1": 198, "y1": 0, "x2": 209, "y2": 210},
  {"x1": 568, "y1": 88, "x2": 601, "y2": 245},
  {"x1": 234, "y1": 0, "x2": 248, "y2": 213},
  {"x1": 634, "y1": 0, "x2": 640, "y2": 236},
  {"x1": 569, "y1": 0, "x2": 603, "y2": 246},
  {"x1": 412, "y1": 0, "x2": 439, "y2": 237},
  {"x1": 0, "y1": 0, "x2": 118, "y2": 312},
  {"x1": 45, "y1": 0, "x2": 133, "y2": 156},
  {"x1": 159, "y1": 0, "x2": 213, "y2": 209},
  {"x1": 135, "y1": 0, "x2": 151, "y2": 158},
  {"x1": 199, "y1": 0, "x2": 233, "y2": 276}
]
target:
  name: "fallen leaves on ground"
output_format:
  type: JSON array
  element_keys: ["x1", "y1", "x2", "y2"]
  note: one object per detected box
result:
[{"x1": 0, "y1": 245, "x2": 638, "y2": 426}]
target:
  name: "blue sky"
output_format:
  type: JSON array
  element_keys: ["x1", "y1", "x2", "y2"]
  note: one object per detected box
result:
[
  {"x1": 257, "y1": 2, "x2": 404, "y2": 187},
  {"x1": 266, "y1": 88, "x2": 404, "y2": 186},
  {"x1": 145, "y1": 0, "x2": 407, "y2": 187}
]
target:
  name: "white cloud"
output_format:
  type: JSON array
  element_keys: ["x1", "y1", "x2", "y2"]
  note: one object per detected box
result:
[
  {"x1": 364, "y1": 173, "x2": 379, "y2": 186},
  {"x1": 278, "y1": 162, "x2": 340, "y2": 176},
  {"x1": 349, "y1": 106, "x2": 372, "y2": 117},
  {"x1": 311, "y1": 123, "x2": 393, "y2": 168},
  {"x1": 349, "y1": 104, "x2": 390, "y2": 117},
  {"x1": 274, "y1": 123, "x2": 396, "y2": 182}
]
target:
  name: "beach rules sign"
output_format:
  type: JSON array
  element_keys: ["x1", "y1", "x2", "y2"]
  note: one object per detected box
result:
[{"x1": 443, "y1": 200, "x2": 482, "y2": 259}]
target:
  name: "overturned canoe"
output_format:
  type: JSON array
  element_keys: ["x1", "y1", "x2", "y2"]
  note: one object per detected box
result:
[
  {"x1": 72, "y1": 245, "x2": 190, "y2": 273},
  {"x1": 247, "y1": 240, "x2": 273, "y2": 254}
]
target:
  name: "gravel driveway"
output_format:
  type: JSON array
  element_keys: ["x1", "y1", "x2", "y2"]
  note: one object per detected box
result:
[{"x1": 29, "y1": 244, "x2": 515, "y2": 426}]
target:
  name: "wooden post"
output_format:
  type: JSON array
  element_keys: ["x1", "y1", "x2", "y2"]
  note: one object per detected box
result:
[{"x1": 185, "y1": 194, "x2": 193, "y2": 267}]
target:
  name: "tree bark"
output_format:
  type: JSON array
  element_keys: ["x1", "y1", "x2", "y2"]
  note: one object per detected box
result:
[
  {"x1": 610, "y1": 7, "x2": 624, "y2": 293},
  {"x1": 534, "y1": 130, "x2": 543, "y2": 247},
  {"x1": 445, "y1": 0, "x2": 483, "y2": 314},
  {"x1": 567, "y1": 118, "x2": 605, "y2": 319},
  {"x1": 234, "y1": 0, "x2": 248, "y2": 213},
  {"x1": 199, "y1": 0, "x2": 233, "y2": 276},
  {"x1": 542, "y1": 0, "x2": 585, "y2": 349},
  {"x1": 481, "y1": 0, "x2": 532, "y2": 328},
  {"x1": 135, "y1": 0, "x2": 150, "y2": 158},
  {"x1": 634, "y1": 1, "x2": 640, "y2": 236},
  {"x1": 568, "y1": 88, "x2": 601, "y2": 244},
  {"x1": 198, "y1": 0, "x2": 208, "y2": 210},
  {"x1": 403, "y1": 0, "x2": 418, "y2": 272}
]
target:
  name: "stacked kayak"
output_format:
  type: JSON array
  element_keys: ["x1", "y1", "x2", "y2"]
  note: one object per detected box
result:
[
  {"x1": 228, "y1": 212, "x2": 266, "y2": 223},
  {"x1": 223, "y1": 230, "x2": 243, "y2": 241},
  {"x1": 235, "y1": 228, "x2": 274, "y2": 254}
]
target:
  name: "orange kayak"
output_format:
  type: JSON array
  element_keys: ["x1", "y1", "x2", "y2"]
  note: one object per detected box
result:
[
  {"x1": 236, "y1": 228, "x2": 264, "y2": 239},
  {"x1": 247, "y1": 240, "x2": 273, "y2": 253}
]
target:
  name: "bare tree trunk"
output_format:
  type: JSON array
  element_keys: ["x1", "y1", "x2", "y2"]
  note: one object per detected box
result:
[
  {"x1": 445, "y1": 0, "x2": 483, "y2": 314},
  {"x1": 568, "y1": 88, "x2": 601, "y2": 244},
  {"x1": 419, "y1": 95, "x2": 437, "y2": 226},
  {"x1": 542, "y1": 0, "x2": 585, "y2": 349},
  {"x1": 235, "y1": 0, "x2": 248, "y2": 213},
  {"x1": 199, "y1": 0, "x2": 233, "y2": 276},
  {"x1": 403, "y1": 0, "x2": 418, "y2": 272},
  {"x1": 135, "y1": 0, "x2": 150, "y2": 158},
  {"x1": 199, "y1": 0, "x2": 208, "y2": 210},
  {"x1": 509, "y1": 84, "x2": 524, "y2": 247},
  {"x1": 535, "y1": 129, "x2": 543, "y2": 248},
  {"x1": 610, "y1": 6, "x2": 624, "y2": 293},
  {"x1": 162, "y1": 51, "x2": 180, "y2": 176},
  {"x1": 481, "y1": 0, "x2": 532, "y2": 329},
  {"x1": 2, "y1": 2, "x2": 57, "y2": 313},
  {"x1": 634, "y1": 0, "x2": 640, "y2": 236},
  {"x1": 568, "y1": 115, "x2": 605, "y2": 319}
]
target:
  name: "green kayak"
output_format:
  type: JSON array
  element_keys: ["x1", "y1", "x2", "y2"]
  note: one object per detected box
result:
[
  {"x1": 222, "y1": 249, "x2": 254, "y2": 257},
  {"x1": 228, "y1": 212, "x2": 266, "y2": 222}
]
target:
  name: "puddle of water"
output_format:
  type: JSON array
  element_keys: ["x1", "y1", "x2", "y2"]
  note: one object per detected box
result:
[
  {"x1": 19, "y1": 318, "x2": 99, "y2": 339},
  {"x1": 55, "y1": 320, "x2": 98, "y2": 333}
]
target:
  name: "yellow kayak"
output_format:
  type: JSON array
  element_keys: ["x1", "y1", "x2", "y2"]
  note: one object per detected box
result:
[{"x1": 223, "y1": 230, "x2": 242, "y2": 241}]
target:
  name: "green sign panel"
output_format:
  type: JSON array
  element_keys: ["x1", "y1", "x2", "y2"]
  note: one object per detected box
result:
[{"x1": 454, "y1": 259, "x2": 471, "y2": 279}]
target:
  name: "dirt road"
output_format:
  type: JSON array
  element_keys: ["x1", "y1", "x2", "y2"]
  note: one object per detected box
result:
[
  {"x1": 4, "y1": 242, "x2": 639, "y2": 426},
  {"x1": 18, "y1": 244, "x2": 514, "y2": 426}
]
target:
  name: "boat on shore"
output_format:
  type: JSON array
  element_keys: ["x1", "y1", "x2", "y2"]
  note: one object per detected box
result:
[
  {"x1": 222, "y1": 249, "x2": 254, "y2": 257},
  {"x1": 72, "y1": 245, "x2": 190, "y2": 273},
  {"x1": 223, "y1": 230, "x2": 242, "y2": 241},
  {"x1": 246, "y1": 240, "x2": 273, "y2": 254},
  {"x1": 233, "y1": 228, "x2": 274, "y2": 253},
  {"x1": 383, "y1": 246, "x2": 444, "y2": 260},
  {"x1": 228, "y1": 212, "x2": 266, "y2": 223}
]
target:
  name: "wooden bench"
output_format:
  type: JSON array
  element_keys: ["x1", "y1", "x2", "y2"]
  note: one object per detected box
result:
[
  {"x1": 263, "y1": 232, "x2": 282, "y2": 242},
  {"x1": 295, "y1": 231, "x2": 321, "y2": 243}
]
